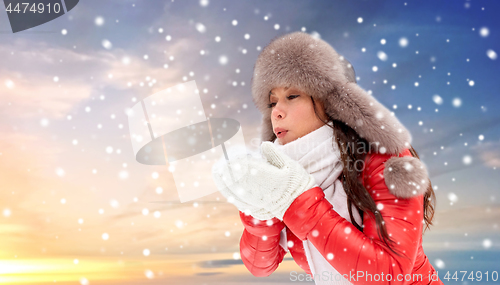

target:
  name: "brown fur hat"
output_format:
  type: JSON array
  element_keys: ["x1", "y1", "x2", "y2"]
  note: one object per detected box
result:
[{"x1": 251, "y1": 31, "x2": 412, "y2": 155}]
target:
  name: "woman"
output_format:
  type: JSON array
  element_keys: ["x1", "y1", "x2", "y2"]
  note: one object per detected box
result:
[{"x1": 212, "y1": 32, "x2": 443, "y2": 284}]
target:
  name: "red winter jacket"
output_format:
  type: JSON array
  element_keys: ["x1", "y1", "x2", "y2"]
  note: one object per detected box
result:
[{"x1": 239, "y1": 149, "x2": 443, "y2": 284}]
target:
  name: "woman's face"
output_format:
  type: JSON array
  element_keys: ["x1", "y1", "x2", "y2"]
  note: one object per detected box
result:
[{"x1": 269, "y1": 86, "x2": 328, "y2": 145}]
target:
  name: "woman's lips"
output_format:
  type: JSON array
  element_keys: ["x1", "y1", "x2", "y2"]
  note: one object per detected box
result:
[{"x1": 276, "y1": 130, "x2": 288, "y2": 138}]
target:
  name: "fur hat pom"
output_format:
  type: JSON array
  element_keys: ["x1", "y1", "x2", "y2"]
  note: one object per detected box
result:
[{"x1": 383, "y1": 156, "x2": 430, "y2": 198}]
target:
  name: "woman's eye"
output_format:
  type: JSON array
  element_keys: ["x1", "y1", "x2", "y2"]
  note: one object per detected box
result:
[{"x1": 267, "y1": 95, "x2": 298, "y2": 108}]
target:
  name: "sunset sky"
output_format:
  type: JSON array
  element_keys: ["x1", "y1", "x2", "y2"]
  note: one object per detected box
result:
[{"x1": 1, "y1": 0, "x2": 499, "y2": 284}]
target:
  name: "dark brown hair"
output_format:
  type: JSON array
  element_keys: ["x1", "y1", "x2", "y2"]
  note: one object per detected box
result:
[{"x1": 310, "y1": 97, "x2": 436, "y2": 258}]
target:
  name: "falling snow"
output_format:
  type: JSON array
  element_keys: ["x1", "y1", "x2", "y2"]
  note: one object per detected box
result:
[
  {"x1": 399, "y1": 37, "x2": 409, "y2": 47},
  {"x1": 95, "y1": 16, "x2": 104, "y2": 26},
  {"x1": 102, "y1": 39, "x2": 112, "y2": 49},
  {"x1": 486, "y1": 49, "x2": 497, "y2": 60},
  {"x1": 1, "y1": 2, "x2": 498, "y2": 281}
]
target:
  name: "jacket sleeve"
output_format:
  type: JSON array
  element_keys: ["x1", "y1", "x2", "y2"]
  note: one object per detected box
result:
[
  {"x1": 239, "y1": 210, "x2": 287, "y2": 277},
  {"x1": 282, "y1": 153, "x2": 424, "y2": 284}
]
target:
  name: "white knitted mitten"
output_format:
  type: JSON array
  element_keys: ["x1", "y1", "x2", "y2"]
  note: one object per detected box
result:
[
  {"x1": 216, "y1": 182, "x2": 275, "y2": 220},
  {"x1": 211, "y1": 142, "x2": 316, "y2": 220},
  {"x1": 212, "y1": 150, "x2": 275, "y2": 220},
  {"x1": 259, "y1": 141, "x2": 316, "y2": 219}
]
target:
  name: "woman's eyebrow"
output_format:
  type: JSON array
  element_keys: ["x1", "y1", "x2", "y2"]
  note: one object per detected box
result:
[
  {"x1": 269, "y1": 86, "x2": 293, "y2": 98},
  {"x1": 269, "y1": 92, "x2": 276, "y2": 100}
]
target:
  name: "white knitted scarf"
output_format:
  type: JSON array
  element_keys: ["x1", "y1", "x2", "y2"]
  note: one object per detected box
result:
[{"x1": 273, "y1": 122, "x2": 362, "y2": 285}]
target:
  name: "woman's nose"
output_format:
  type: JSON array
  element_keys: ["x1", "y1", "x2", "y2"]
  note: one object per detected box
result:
[{"x1": 272, "y1": 104, "x2": 285, "y2": 119}]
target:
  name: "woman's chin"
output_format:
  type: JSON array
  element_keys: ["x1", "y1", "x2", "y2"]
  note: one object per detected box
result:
[{"x1": 278, "y1": 137, "x2": 295, "y2": 145}]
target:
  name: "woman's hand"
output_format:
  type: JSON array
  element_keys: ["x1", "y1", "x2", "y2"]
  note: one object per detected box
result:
[
  {"x1": 211, "y1": 141, "x2": 316, "y2": 220},
  {"x1": 211, "y1": 147, "x2": 275, "y2": 220}
]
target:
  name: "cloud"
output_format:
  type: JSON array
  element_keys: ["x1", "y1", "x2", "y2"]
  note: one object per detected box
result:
[
  {"x1": 0, "y1": 39, "x2": 103, "y2": 119},
  {"x1": 0, "y1": 37, "x2": 193, "y2": 120},
  {"x1": 416, "y1": 115, "x2": 500, "y2": 154},
  {"x1": 197, "y1": 257, "x2": 296, "y2": 269},
  {"x1": 197, "y1": 259, "x2": 243, "y2": 268},
  {"x1": 476, "y1": 141, "x2": 500, "y2": 167},
  {"x1": 1, "y1": 74, "x2": 92, "y2": 119},
  {"x1": 195, "y1": 272, "x2": 223, "y2": 276},
  {"x1": 429, "y1": 204, "x2": 500, "y2": 233},
  {"x1": 104, "y1": 38, "x2": 193, "y2": 92}
]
